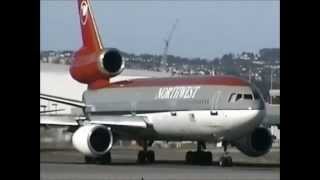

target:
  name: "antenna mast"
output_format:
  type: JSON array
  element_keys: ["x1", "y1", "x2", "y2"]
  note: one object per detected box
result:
[{"x1": 161, "y1": 19, "x2": 179, "y2": 72}]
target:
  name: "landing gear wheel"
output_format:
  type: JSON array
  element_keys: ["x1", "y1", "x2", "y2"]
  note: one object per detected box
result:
[
  {"x1": 185, "y1": 141, "x2": 212, "y2": 165},
  {"x1": 137, "y1": 140, "x2": 155, "y2": 164},
  {"x1": 146, "y1": 150, "x2": 155, "y2": 163},
  {"x1": 185, "y1": 151, "x2": 212, "y2": 165},
  {"x1": 219, "y1": 156, "x2": 233, "y2": 167},
  {"x1": 196, "y1": 151, "x2": 212, "y2": 165},
  {"x1": 203, "y1": 152, "x2": 213, "y2": 165},
  {"x1": 185, "y1": 151, "x2": 192, "y2": 164},
  {"x1": 84, "y1": 153, "x2": 112, "y2": 165},
  {"x1": 219, "y1": 141, "x2": 232, "y2": 167},
  {"x1": 137, "y1": 151, "x2": 146, "y2": 164},
  {"x1": 84, "y1": 156, "x2": 95, "y2": 164},
  {"x1": 97, "y1": 152, "x2": 111, "y2": 165}
]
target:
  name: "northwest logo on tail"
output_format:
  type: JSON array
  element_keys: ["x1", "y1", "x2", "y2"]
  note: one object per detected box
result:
[{"x1": 80, "y1": 0, "x2": 89, "y2": 25}]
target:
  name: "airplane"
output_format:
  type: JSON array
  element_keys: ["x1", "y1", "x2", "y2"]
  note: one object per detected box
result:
[{"x1": 40, "y1": 0, "x2": 273, "y2": 167}]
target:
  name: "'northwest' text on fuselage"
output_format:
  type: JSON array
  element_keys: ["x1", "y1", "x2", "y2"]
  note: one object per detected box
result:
[{"x1": 155, "y1": 86, "x2": 201, "y2": 100}]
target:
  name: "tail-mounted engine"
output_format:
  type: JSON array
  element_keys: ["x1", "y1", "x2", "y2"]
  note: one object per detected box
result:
[
  {"x1": 70, "y1": 48, "x2": 125, "y2": 89},
  {"x1": 97, "y1": 48, "x2": 125, "y2": 77},
  {"x1": 233, "y1": 127, "x2": 273, "y2": 157},
  {"x1": 72, "y1": 124, "x2": 113, "y2": 157}
]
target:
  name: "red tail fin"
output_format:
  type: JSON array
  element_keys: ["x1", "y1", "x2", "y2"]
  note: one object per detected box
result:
[
  {"x1": 71, "y1": 0, "x2": 123, "y2": 90},
  {"x1": 77, "y1": 0, "x2": 103, "y2": 52}
]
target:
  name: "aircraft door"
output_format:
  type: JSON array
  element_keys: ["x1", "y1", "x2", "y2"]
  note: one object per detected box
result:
[{"x1": 210, "y1": 90, "x2": 222, "y2": 116}]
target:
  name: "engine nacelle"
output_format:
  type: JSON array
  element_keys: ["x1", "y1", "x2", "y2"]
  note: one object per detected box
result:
[
  {"x1": 72, "y1": 125, "x2": 113, "y2": 157},
  {"x1": 233, "y1": 127, "x2": 273, "y2": 157},
  {"x1": 97, "y1": 48, "x2": 125, "y2": 77},
  {"x1": 70, "y1": 48, "x2": 125, "y2": 89}
]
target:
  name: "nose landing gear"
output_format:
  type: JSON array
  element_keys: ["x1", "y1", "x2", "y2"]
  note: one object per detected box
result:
[{"x1": 218, "y1": 141, "x2": 233, "y2": 167}]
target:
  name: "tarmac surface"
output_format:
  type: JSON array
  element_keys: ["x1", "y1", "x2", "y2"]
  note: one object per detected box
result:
[{"x1": 40, "y1": 146, "x2": 280, "y2": 180}]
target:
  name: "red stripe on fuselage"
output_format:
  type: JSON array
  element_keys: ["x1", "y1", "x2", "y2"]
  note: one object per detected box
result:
[{"x1": 109, "y1": 75, "x2": 249, "y2": 88}]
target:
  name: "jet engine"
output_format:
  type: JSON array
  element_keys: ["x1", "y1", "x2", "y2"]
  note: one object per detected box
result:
[
  {"x1": 97, "y1": 48, "x2": 125, "y2": 77},
  {"x1": 233, "y1": 127, "x2": 273, "y2": 157},
  {"x1": 72, "y1": 124, "x2": 113, "y2": 157},
  {"x1": 70, "y1": 48, "x2": 125, "y2": 88}
]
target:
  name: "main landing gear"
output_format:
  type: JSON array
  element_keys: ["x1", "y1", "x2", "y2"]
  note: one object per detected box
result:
[
  {"x1": 137, "y1": 140, "x2": 155, "y2": 164},
  {"x1": 218, "y1": 141, "x2": 233, "y2": 167},
  {"x1": 185, "y1": 141, "x2": 212, "y2": 165},
  {"x1": 84, "y1": 152, "x2": 111, "y2": 165}
]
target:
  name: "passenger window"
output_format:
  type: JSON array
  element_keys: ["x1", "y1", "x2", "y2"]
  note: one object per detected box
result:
[{"x1": 244, "y1": 94, "x2": 253, "y2": 100}]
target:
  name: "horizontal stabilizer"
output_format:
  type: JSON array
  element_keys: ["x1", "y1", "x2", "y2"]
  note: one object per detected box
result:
[
  {"x1": 40, "y1": 93, "x2": 86, "y2": 108},
  {"x1": 40, "y1": 109, "x2": 65, "y2": 114}
]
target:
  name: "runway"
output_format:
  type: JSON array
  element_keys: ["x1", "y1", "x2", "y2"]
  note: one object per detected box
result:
[{"x1": 40, "y1": 147, "x2": 280, "y2": 180}]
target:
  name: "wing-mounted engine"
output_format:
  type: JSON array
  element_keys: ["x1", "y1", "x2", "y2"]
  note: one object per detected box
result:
[
  {"x1": 233, "y1": 127, "x2": 273, "y2": 157},
  {"x1": 72, "y1": 124, "x2": 114, "y2": 157}
]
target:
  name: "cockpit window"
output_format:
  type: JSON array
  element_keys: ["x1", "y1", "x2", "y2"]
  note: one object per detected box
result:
[
  {"x1": 228, "y1": 93, "x2": 237, "y2": 102},
  {"x1": 244, "y1": 94, "x2": 253, "y2": 100},
  {"x1": 236, "y1": 94, "x2": 242, "y2": 101},
  {"x1": 229, "y1": 93, "x2": 254, "y2": 103}
]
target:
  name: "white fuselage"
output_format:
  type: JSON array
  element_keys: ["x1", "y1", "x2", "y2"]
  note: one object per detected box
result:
[{"x1": 135, "y1": 109, "x2": 265, "y2": 142}]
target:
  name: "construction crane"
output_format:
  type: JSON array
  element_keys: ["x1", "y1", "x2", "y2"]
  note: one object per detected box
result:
[{"x1": 161, "y1": 19, "x2": 179, "y2": 72}]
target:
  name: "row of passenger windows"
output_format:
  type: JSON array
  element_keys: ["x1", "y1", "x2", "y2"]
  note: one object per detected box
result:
[{"x1": 228, "y1": 92, "x2": 260, "y2": 103}]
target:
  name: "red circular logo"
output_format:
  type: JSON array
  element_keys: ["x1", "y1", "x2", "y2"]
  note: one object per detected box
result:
[{"x1": 80, "y1": 1, "x2": 88, "y2": 25}]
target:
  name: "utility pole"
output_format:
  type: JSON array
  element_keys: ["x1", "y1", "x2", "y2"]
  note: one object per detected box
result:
[
  {"x1": 52, "y1": 103, "x2": 58, "y2": 114},
  {"x1": 270, "y1": 67, "x2": 273, "y2": 104},
  {"x1": 248, "y1": 67, "x2": 252, "y2": 82}
]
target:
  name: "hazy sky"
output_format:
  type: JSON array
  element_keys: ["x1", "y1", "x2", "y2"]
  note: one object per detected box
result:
[{"x1": 40, "y1": 0, "x2": 279, "y2": 59}]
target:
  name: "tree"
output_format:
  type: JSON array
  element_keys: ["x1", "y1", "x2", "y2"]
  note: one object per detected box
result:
[{"x1": 259, "y1": 48, "x2": 280, "y2": 62}]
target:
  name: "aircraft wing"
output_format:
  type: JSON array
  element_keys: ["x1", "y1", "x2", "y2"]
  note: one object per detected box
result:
[
  {"x1": 40, "y1": 93, "x2": 148, "y2": 130},
  {"x1": 89, "y1": 115, "x2": 148, "y2": 128},
  {"x1": 40, "y1": 114, "x2": 148, "y2": 129},
  {"x1": 40, "y1": 109, "x2": 65, "y2": 113},
  {"x1": 40, "y1": 114, "x2": 81, "y2": 127}
]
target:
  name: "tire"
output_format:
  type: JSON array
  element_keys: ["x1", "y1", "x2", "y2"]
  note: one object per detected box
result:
[
  {"x1": 137, "y1": 151, "x2": 146, "y2": 164},
  {"x1": 185, "y1": 151, "x2": 192, "y2": 164},
  {"x1": 226, "y1": 156, "x2": 233, "y2": 167},
  {"x1": 97, "y1": 153, "x2": 111, "y2": 165},
  {"x1": 203, "y1": 152, "x2": 212, "y2": 165},
  {"x1": 219, "y1": 157, "x2": 227, "y2": 167},
  {"x1": 219, "y1": 156, "x2": 232, "y2": 167},
  {"x1": 191, "y1": 152, "x2": 198, "y2": 164},
  {"x1": 197, "y1": 152, "x2": 205, "y2": 165},
  {"x1": 146, "y1": 151, "x2": 155, "y2": 163},
  {"x1": 84, "y1": 156, "x2": 95, "y2": 164}
]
